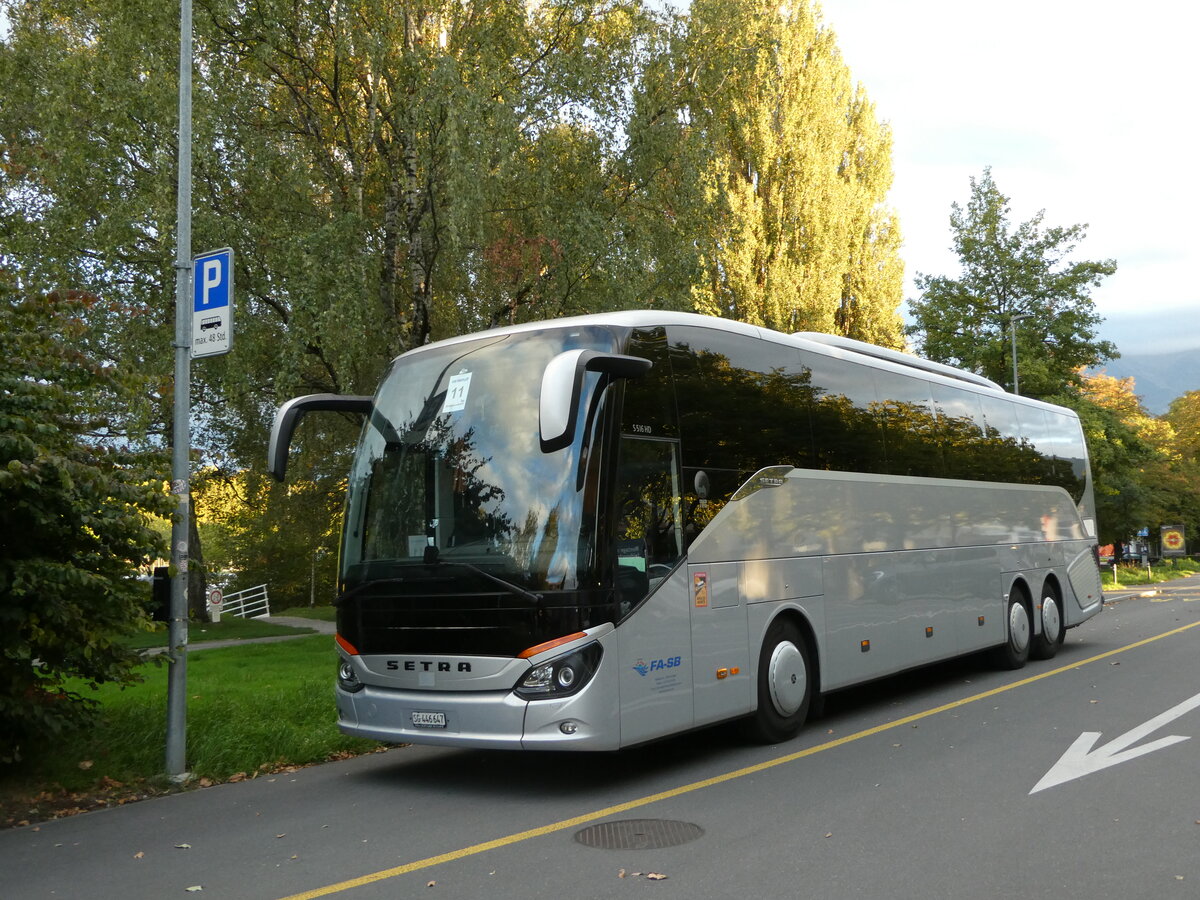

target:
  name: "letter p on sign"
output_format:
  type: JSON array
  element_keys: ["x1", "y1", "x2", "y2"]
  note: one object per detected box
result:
[{"x1": 201, "y1": 259, "x2": 222, "y2": 307}]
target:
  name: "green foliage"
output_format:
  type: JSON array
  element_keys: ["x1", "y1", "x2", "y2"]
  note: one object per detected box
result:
[
  {"x1": 908, "y1": 168, "x2": 1117, "y2": 397},
  {"x1": 680, "y1": 0, "x2": 904, "y2": 344},
  {"x1": 1057, "y1": 372, "x2": 1200, "y2": 546},
  {"x1": 1102, "y1": 558, "x2": 1200, "y2": 588},
  {"x1": 194, "y1": 461, "x2": 345, "y2": 609},
  {"x1": 0, "y1": 286, "x2": 172, "y2": 763},
  {"x1": 1165, "y1": 390, "x2": 1200, "y2": 465},
  {"x1": 1, "y1": 0, "x2": 908, "y2": 605}
]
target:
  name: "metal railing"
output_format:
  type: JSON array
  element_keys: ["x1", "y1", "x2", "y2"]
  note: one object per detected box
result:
[{"x1": 219, "y1": 584, "x2": 270, "y2": 619}]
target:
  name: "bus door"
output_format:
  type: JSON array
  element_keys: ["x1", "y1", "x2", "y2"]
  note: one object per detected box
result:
[{"x1": 613, "y1": 435, "x2": 694, "y2": 744}]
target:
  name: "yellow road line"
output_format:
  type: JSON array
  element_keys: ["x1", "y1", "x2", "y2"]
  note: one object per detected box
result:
[{"x1": 278, "y1": 618, "x2": 1200, "y2": 900}]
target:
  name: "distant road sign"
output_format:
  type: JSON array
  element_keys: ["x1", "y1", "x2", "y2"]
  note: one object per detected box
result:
[
  {"x1": 192, "y1": 248, "x2": 233, "y2": 358},
  {"x1": 208, "y1": 588, "x2": 223, "y2": 607}
]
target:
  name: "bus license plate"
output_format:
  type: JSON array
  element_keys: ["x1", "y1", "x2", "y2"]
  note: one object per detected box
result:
[{"x1": 411, "y1": 711, "x2": 447, "y2": 728}]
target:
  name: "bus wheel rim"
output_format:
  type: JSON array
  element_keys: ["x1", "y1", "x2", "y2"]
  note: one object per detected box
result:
[
  {"x1": 1009, "y1": 600, "x2": 1031, "y2": 652},
  {"x1": 768, "y1": 640, "x2": 806, "y2": 717},
  {"x1": 1042, "y1": 595, "x2": 1061, "y2": 643}
]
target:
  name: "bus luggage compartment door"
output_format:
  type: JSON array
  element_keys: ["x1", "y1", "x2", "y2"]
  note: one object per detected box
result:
[{"x1": 690, "y1": 562, "x2": 751, "y2": 727}]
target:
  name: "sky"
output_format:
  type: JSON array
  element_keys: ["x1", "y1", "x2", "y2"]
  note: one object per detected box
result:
[{"x1": 816, "y1": 0, "x2": 1200, "y2": 357}]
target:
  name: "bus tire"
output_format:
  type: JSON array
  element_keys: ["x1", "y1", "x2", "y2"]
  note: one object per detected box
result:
[
  {"x1": 1030, "y1": 583, "x2": 1065, "y2": 660},
  {"x1": 992, "y1": 587, "x2": 1031, "y2": 670},
  {"x1": 746, "y1": 618, "x2": 812, "y2": 744}
]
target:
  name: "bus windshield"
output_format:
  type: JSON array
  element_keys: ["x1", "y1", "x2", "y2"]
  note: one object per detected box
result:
[{"x1": 340, "y1": 326, "x2": 617, "y2": 598}]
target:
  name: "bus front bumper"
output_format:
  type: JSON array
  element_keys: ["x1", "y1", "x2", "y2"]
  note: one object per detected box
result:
[{"x1": 335, "y1": 682, "x2": 620, "y2": 751}]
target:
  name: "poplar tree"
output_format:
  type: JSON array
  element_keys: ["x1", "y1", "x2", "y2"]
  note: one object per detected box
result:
[{"x1": 679, "y1": 0, "x2": 904, "y2": 344}]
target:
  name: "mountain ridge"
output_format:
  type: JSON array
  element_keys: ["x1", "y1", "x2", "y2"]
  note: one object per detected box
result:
[{"x1": 1092, "y1": 348, "x2": 1200, "y2": 416}]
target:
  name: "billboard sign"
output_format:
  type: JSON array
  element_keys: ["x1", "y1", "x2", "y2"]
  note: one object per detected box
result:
[{"x1": 1162, "y1": 525, "x2": 1186, "y2": 558}]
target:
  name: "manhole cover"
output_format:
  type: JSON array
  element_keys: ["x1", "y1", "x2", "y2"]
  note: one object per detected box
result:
[{"x1": 574, "y1": 819, "x2": 704, "y2": 850}]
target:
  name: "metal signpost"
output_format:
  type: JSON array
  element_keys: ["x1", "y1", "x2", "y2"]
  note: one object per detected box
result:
[
  {"x1": 166, "y1": 0, "x2": 194, "y2": 781},
  {"x1": 168, "y1": 1, "x2": 234, "y2": 778}
]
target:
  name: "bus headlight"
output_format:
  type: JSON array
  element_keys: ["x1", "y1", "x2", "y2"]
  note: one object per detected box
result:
[
  {"x1": 337, "y1": 659, "x2": 365, "y2": 693},
  {"x1": 515, "y1": 642, "x2": 602, "y2": 700}
]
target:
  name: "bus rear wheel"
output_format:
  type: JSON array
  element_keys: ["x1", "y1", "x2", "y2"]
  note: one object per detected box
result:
[
  {"x1": 1030, "y1": 585, "x2": 1065, "y2": 660},
  {"x1": 746, "y1": 618, "x2": 812, "y2": 744},
  {"x1": 992, "y1": 588, "x2": 1031, "y2": 670}
]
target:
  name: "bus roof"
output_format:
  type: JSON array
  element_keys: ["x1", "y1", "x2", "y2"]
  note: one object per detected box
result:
[{"x1": 395, "y1": 311, "x2": 1078, "y2": 420}]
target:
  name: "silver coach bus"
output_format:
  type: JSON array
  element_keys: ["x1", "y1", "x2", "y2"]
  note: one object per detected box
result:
[{"x1": 268, "y1": 311, "x2": 1104, "y2": 749}]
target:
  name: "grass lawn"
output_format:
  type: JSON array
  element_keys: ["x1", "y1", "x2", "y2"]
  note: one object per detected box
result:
[
  {"x1": 1, "y1": 635, "x2": 381, "y2": 828},
  {"x1": 1101, "y1": 558, "x2": 1200, "y2": 588}
]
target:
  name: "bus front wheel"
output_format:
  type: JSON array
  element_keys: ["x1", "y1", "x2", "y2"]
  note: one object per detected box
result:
[
  {"x1": 992, "y1": 589, "x2": 1031, "y2": 670},
  {"x1": 746, "y1": 618, "x2": 812, "y2": 743}
]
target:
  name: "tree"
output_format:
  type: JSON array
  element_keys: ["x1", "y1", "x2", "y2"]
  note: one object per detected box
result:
[
  {"x1": 1, "y1": 0, "x2": 909, "y2": 599},
  {"x1": 0, "y1": 285, "x2": 172, "y2": 763},
  {"x1": 680, "y1": 0, "x2": 904, "y2": 344},
  {"x1": 1161, "y1": 390, "x2": 1200, "y2": 539},
  {"x1": 1068, "y1": 372, "x2": 1199, "y2": 546},
  {"x1": 1164, "y1": 390, "x2": 1200, "y2": 465},
  {"x1": 908, "y1": 169, "x2": 1117, "y2": 398}
]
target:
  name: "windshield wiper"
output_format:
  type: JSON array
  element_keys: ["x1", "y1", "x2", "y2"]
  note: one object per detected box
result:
[
  {"x1": 451, "y1": 561, "x2": 543, "y2": 604},
  {"x1": 424, "y1": 546, "x2": 543, "y2": 604}
]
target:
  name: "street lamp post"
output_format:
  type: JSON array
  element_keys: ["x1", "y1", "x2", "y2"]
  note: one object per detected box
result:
[{"x1": 1010, "y1": 313, "x2": 1031, "y2": 395}]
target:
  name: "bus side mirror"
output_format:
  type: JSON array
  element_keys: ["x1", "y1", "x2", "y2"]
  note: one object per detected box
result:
[
  {"x1": 539, "y1": 350, "x2": 652, "y2": 453},
  {"x1": 268, "y1": 393, "x2": 373, "y2": 481}
]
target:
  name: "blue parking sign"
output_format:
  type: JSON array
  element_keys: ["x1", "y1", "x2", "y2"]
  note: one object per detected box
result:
[{"x1": 192, "y1": 248, "x2": 233, "y2": 358}]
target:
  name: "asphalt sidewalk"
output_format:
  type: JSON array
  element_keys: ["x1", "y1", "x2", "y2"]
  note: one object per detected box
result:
[{"x1": 142, "y1": 615, "x2": 335, "y2": 655}]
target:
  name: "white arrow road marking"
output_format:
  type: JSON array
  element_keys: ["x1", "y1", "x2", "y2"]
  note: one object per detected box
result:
[{"x1": 1031, "y1": 691, "x2": 1200, "y2": 794}]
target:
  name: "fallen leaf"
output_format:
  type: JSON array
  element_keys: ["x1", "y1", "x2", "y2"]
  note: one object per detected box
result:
[
  {"x1": 825, "y1": 833, "x2": 833, "y2": 839},
  {"x1": 426, "y1": 880, "x2": 437, "y2": 888},
  {"x1": 618, "y1": 869, "x2": 626, "y2": 879},
  {"x1": 185, "y1": 887, "x2": 203, "y2": 893},
  {"x1": 646, "y1": 873, "x2": 668, "y2": 881},
  {"x1": 134, "y1": 852, "x2": 144, "y2": 859},
  {"x1": 78, "y1": 760, "x2": 93, "y2": 770},
  {"x1": 175, "y1": 843, "x2": 191, "y2": 850},
  {"x1": 276, "y1": 834, "x2": 287, "y2": 839}
]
